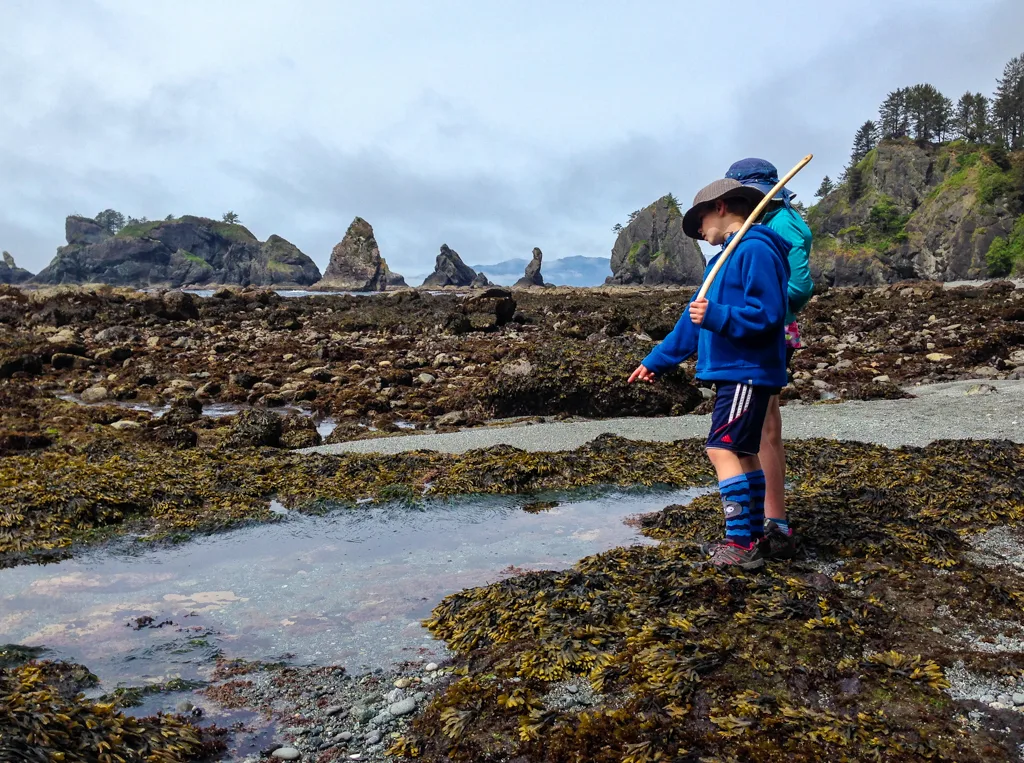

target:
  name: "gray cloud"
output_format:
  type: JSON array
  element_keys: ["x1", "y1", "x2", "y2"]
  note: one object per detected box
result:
[{"x1": 1, "y1": 0, "x2": 1021, "y2": 281}]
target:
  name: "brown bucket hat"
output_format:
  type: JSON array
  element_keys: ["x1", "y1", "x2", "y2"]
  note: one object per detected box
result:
[{"x1": 681, "y1": 178, "x2": 765, "y2": 239}]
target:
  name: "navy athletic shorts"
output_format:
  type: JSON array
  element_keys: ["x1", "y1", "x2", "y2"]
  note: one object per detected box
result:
[{"x1": 706, "y1": 381, "x2": 780, "y2": 455}]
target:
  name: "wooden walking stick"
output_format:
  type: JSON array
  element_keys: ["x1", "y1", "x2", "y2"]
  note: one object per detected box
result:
[{"x1": 696, "y1": 154, "x2": 814, "y2": 300}]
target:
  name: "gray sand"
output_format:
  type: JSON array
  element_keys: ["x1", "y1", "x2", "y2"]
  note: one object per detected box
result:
[{"x1": 304, "y1": 379, "x2": 1024, "y2": 456}]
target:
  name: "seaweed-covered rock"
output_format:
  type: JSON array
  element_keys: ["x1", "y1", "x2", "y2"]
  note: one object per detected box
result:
[
  {"x1": 486, "y1": 339, "x2": 701, "y2": 417},
  {"x1": 607, "y1": 195, "x2": 705, "y2": 285},
  {"x1": 227, "y1": 409, "x2": 283, "y2": 448},
  {"x1": 422, "y1": 245, "x2": 480, "y2": 288},
  {"x1": 279, "y1": 415, "x2": 322, "y2": 449}
]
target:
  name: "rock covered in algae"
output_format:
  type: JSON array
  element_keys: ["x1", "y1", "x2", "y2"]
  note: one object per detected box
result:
[{"x1": 391, "y1": 438, "x2": 1024, "y2": 762}]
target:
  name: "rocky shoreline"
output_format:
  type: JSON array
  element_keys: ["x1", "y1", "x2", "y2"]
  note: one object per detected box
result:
[{"x1": 4, "y1": 280, "x2": 1024, "y2": 761}]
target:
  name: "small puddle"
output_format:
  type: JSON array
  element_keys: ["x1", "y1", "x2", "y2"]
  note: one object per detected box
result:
[
  {"x1": 55, "y1": 393, "x2": 337, "y2": 435},
  {"x1": 0, "y1": 486, "x2": 704, "y2": 698}
]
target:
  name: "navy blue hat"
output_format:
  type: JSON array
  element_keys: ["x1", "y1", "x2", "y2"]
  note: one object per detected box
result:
[{"x1": 725, "y1": 158, "x2": 796, "y2": 204}]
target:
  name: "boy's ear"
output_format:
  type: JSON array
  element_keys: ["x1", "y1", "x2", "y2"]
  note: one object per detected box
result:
[{"x1": 715, "y1": 199, "x2": 728, "y2": 216}]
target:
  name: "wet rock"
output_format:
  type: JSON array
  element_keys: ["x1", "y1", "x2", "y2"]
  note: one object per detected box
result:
[
  {"x1": 437, "y1": 410, "x2": 471, "y2": 427},
  {"x1": 0, "y1": 354, "x2": 43, "y2": 378},
  {"x1": 163, "y1": 379, "x2": 197, "y2": 396},
  {"x1": 231, "y1": 371, "x2": 259, "y2": 390},
  {"x1": 161, "y1": 290, "x2": 199, "y2": 320},
  {"x1": 338, "y1": 731, "x2": 354, "y2": 741},
  {"x1": 424, "y1": 663, "x2": 438, "y2": 672},
  {"x1": 364, "y1": 730, "x2": 382, "y2": 745},
  {"x1": 280, "y1": 415, "x2": 322, "y2": 449},
  {"x1": 925, "y1": 352, "x2": 952, "y2": 362},
  {"x1": 872, "y1": 374, "x2": 891, "y2": 383},
  {"x1": 352, "y1": 705, "x2": 375, "y2": 723},
  {"x1": 966, "y1": 383, "x2": 998, "y2": 395},
  {"x1": 417, "y1": 373, "x2": 435, "y2": 385},
  {"x1": 1013, "y1": 693, "x2": 1024, "y2": 706},
  {"x1": 271, "y1": 748, "x2": 301, "y2": 761},
  {"x1": 388, "y1": 697, "x2": 416, "y2": 716},
  {"x1": 324, "y1": 704, "x2": 346, "y2": 717},
  {"x1": 80, "y1": 386, "x2": 109, "y2": 403},
  {"x1": 227, "y1": 409, "x2": 282, "y2": 448},
  {"x1": 109, "y1": 420, "x2": 142, "y2": 431}
]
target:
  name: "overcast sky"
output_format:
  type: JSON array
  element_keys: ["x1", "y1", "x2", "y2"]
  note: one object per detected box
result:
[{"x1": 2, "y1": 0, "x2": 1022, "y2": 279}]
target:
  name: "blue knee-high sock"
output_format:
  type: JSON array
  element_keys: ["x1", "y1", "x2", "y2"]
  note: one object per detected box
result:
[
  {"x1": 719, "y1": 474, "x2": 752, "y2": 547},
  {"x1": 746, "y1": 469, "x2": 766, "y2": 540}
]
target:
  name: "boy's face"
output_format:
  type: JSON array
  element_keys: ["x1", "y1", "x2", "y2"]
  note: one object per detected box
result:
[{"x1": 698, "y1": 200, "x2": 729, "y2": 246}]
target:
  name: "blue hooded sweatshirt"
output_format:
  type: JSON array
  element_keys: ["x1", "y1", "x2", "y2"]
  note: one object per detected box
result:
[{"x1": 641, "y1": 225, "x2": 791, "y2": 387}]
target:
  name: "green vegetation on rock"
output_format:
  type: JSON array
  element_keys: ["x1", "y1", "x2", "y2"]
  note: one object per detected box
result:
[
  {"x1": 627, "y1": 240, "x2": 646, "y2": 264},
  {"x1": 986, "y1": 213, "x2": 1024, "y2": 276}
]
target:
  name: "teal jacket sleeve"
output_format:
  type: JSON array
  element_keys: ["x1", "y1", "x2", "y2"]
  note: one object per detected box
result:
[{"x1": 766, "y1": 208, "x2": 814, "y2": 322}]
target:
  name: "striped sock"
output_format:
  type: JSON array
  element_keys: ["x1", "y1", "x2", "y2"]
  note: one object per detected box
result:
[
  {"x1": 719, "y1": 474, "x2": 752, "y2": 547},
  {"x1": 747, "y1": 469, "x2": 766, "y2": 540},
  {"x1": 771, "y1": 517, "x2": 791, "y2": 535}
]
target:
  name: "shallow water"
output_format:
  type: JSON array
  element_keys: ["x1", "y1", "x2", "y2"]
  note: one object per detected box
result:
[{"x1": 0, "y1": 487, "x2": 702, "y2": 694}]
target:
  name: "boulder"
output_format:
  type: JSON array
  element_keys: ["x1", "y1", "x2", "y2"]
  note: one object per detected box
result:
[
  {"x1": 227, "y1": 409, "x2": 283, "y2": 448},
  {"x1": 0, "y1": 251, "x2": 33, "y2": 285},
  {"x1": 422, "y1": 244, "x2": 479, "y2": 287},
  {"x1": 382, "y1": 261, "x2": 408, "y2": 288},
  {"x1": 314, "y1": 217, "x2": 388, "y2": 291},
  {"x1": 279, "y1": 415, "x2": 323, "y2": 449},
  {"x1": 32, "y1": 215, "x2": 321, "y2": 288},
  {"x1": 607, "y1": 195, "x2": 705, "y2": 285},
  {"x1": 514, "y1": 247, "x2": 545, "y2": 288}
]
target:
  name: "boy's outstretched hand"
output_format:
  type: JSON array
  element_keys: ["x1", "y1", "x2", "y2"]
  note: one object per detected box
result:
[
  {"x1": 689, "y1": 297, "x2": 708, "y2": 325},
  {"x1": 628, "y1": 364, "x2": 656, "y2": 384}
]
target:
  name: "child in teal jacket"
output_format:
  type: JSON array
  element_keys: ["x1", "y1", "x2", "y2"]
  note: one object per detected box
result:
[{"x1": 724, "y1": 158, "x2": 814, "y2": 560}]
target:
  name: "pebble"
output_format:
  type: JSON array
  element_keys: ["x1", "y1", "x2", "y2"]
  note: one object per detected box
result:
[
  {"x1": 394, "y1": 677, "x2": 411, "y2": 689},
  {"x1": 365, "y1": 730, "x2": 382, "y2": 745},
  {"x1": 110, "y1": 420, "x2": 142, "y2": 430},
  {"x1": 386, "y1": 688, "x2": 404, "y2": 702},
  {"x1": 981, "y1": 694, "x2": 997, "y2": 704},
  {"x1": 1013, "y1": 693, "x2": 1024, "y2": 706},
  {"x1": 388, "y1": 697, "x2": 417, "y2": 716},
  {"x1": 565, "y1": 685, "x2": 578, "y2": 694},
  {"x1": 926, "y1": 352, "x2": 952, "y2": 362},
  {"x1": 81, "y1": 386, "x2": 109, "y2": 403},
  {"x1": 272, "y1": 749, "x2": 301, "y2": 761},
  {"x1": 325, "y1": 705, "x2": 346, "y2": 717},
  {"x1": 369, "y1": 710, "x2": 393, "y2": 727},
  {"x1": 424, "y1": 662, "x2": 439, "y2": 672},
  {"x1": 872, "y1": 375, "x2": 891, "y2": 383},
  {"x1": 338, "y1": 731, "x2": 353, "y2": 741},
  {"x1": 414, "y1": 691, "x2": 427, "y2": 702},
  {"x1": 353, "y1": 705, "x2": 375, "y2": 723},
  {"x1": 998, "y1": 694, "x2": 1013, "y2": 705},
  {"x1": 176, "y1": 701, "x2": 194, "y2": 712}
]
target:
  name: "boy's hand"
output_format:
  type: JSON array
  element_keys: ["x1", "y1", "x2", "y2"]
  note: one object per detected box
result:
[
  {"x1": 689, "y1": 297, "x2": 708, "y2": 325},
  {"x1": 628, "y1": 364, "x2": 656, "y2": 384}
]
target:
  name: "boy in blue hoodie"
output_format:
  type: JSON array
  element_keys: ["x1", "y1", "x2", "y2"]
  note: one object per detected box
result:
[{"x1": 628, "y1": 178, "x2": 791, "y2": 570}]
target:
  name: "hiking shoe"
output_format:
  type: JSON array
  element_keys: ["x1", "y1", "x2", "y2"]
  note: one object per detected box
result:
[
  {"x1": 759, "y1": 520, "x2": 798, "y2": 560},
  {"x1": 701, "y1": 539, "x2": 765, "y2": 570}
]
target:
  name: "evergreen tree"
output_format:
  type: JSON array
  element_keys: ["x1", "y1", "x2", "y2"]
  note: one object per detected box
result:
[
  {"x1": 848, "y1": 166, "x2": 864, "y2": 202},
  {"x1": 94, "y1": 209, "x2": 125, "y2": 234},
  {"x1": 905, "y1": 84, "x2": 951, "y2": 142},
  {"x1": 879, "y1": 88, "x2": 910, "y2": 139},
  {"x1": 954, "y1": 92, "x2": 990, "y2": 142},
  {"x1": 815, "y1": 176, "x2": 835, "y2": 198},
  {"x1": 222, "y1": 211, "x2": 241, "y2": 224},
  {"x1": 992, "y1": 53, "x2": 1024, "y2": 149},
  {"x1": 850, "y1": 120, "x2": 879, "y2": 165}
]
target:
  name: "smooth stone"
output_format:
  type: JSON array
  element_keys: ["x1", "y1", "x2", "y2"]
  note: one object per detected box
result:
[
  {"x1": 353, "y1": 705, "x2": 375, "y2": 723},
  {"x1": 81, "y1": 386, "x2": 109, "y2": 403},
  {"x1": 414, "y1": 692, "x2": 427, "y2": 702},
  {"x1": 339, "y1": 731, "x2": 354, "y2": 741},
  {"x1": 981, "y1": 694, "x2": 996, "y2": 704},
  {"x1": 393, "y1": 677, "x2": 411, "y2": 689},
  {"x1": 325, "y1": 705, "x2": 346, "y2": 717},
  {"x1": 1012, "y1": 693, "x2": 1024, "y2": 706},
  {"x1": 272, "y1": 748, "x2": 301, "y2": 761},
  {"x1": 365, "y1": 730, "x2": 382, "y2": 745},
  {"x1": 998, "y1": 694, "x2": 1012, "y2": 704},
  {"x1": 110, "y1": 420, "x2": 142, "y2": 430},
  {"x1": 385, "y1": 688, "x2": 403, "y2": 703},
  {"x1": 369, "y1": 710, "x2": 392, "y2": 727},
  {"x1": 872, "y1": 375, "x2": 890, "y2": 383},
  {"x1": 565, "y1": 685, "x2": 578, "y2": 694},
  {"x1": 388, "y1": 697, "x2": 416, "y2": 716},
  {"x1": 417, "y1": 373, "x2": 435, "y2": 384},
  {"x1": 176, "y1": 701, "x2": 194, "y2": 712},
  {"x1": 925, "y1": 352, "x2": 952, "y2": 362},
  {"x1": 424, "y1": 662, "x2": 439, "y2": 672}
]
